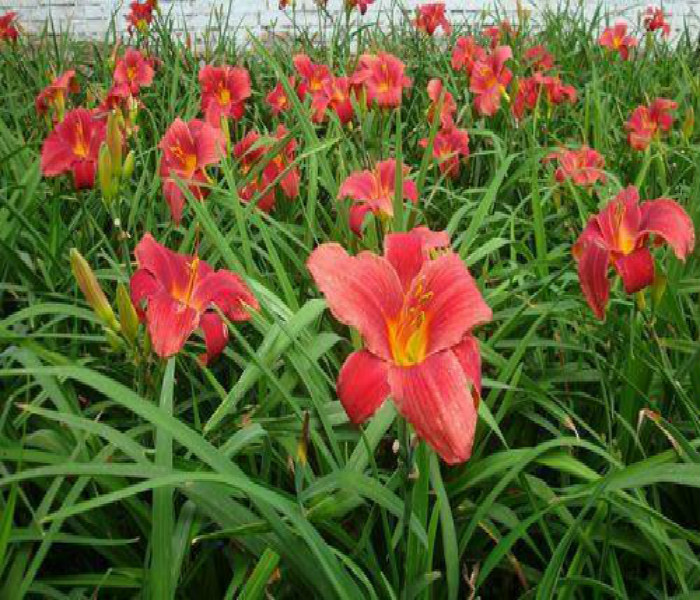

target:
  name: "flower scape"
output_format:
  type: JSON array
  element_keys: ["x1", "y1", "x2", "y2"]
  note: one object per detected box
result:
[{"x1": 0, "y1": 3, "x2": 699, "y2": 598}]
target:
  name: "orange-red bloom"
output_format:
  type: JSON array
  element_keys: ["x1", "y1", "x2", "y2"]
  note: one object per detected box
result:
[
  {"x1": 307, "y1": 227, "x2": 492, "y2": 464},
  {"x1": 511, "y1": 73, "x2": 576, "y2": 120},
  {"x1": 546, "y1": 145, "x2": 606, "y2": 187},
  {"x1": 469, "y1": 45, "x2": 512, "y2": 116},
  {"x1": 114, "y1": 49, "x2": 155, "y2": 95},
  {"x1": 523, "y1": 45, "x2": 555, "y2": 71},
  {"x1": 199, "y1": 64, "x2": 252, "y2": 126},
  {"x1": 266, "y1": 76, "x2": 302, "y2": 115},
  {"x1": 35, "y1": 70, "x2": 80, "y2": 119},
  {"x1": 338, "y1": 159, "x2": 418, "y2": 235},
  {"x1": 643, "y1": 7, "x2": 671, "y2": 37},
  {"x1": 625, "y1": 98, "x2": 677, "y2": 151},
  {"x1": 41, "y1": 108, "x2": 106, "y2": 189},
  {"x1": 234, "y1": 126, "x2": 300, "y2": 213},
  {"x1": 414, "y1": 3, "x2": 452, "y2": 36},
  {"x1": 0, "y1": 11, "x2": 19, "y2": 42},
  {"x1": 344, "y1": 0, "x2": 374, "y2": 15},
  {"x1": 573, "y1": 186, "x2": 695, "y2": 319},
  {"x1": 451, "y1": 36, "x2": 486, "y2": 75},
  {"x1": 130, "y1": 234, "x2": 258, "y2": 362},
  {"x1": 482, "y1": 20, "x2": 514, "y2": 48},
  {"x1": 419, "y1": 127, "x2": 470, "y2": 179},
  {"x1": 158, "y1": 118, "x2": 224, "y2": 224},
  {"x1": 352, "y1": 52, "x2": 412, "y2": 109},
  {"x1": 126, "y1": 1, "x2": 154, "y2": 34},
  {"x1": 321, "y1": 76, "x2": 356, "y2": 124},
  {"x1": 426, "y1": 78, "x2": 456, "y2": 129},
  {"x1": 599, "y1": 22, "x2": 638, "y2": 60}
]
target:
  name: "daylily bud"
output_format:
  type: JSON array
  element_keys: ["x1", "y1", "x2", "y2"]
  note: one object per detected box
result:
[
  {"x1": 70, "y1": 248, "x2": 119, "y2": 331},
  {"x1": 652, "y1": 272, "x2": 667, "y2": 308},
  {"x1": 105, "y1": 328, "x2": 124, "y2": 351},
  {"x1": 682, "y1": 107, "x2": 695, "y2": 141},
  {"x1": 98, "y1": 143, "x2": 113, "y2": 204},
  {"x1": 122, "y1": 151, "x2": 135, "y2": 180},
  {"x1": 107, "y1": 112, "x2": 123, "y2": 177},
  {"x1": 116, "y1": 282, "x2": 139, "y2": 344}
]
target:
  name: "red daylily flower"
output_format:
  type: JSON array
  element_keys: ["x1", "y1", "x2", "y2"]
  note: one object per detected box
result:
[
  {"x1": 126, "y1": 1, "x2": 154, "y2": 34},
  {"x1": 40, "y1": 108, "x2": 107, "y2": 189},
  {"x1": 469, "y1": 45, "x2": 512, "y2": 117},
  {"x1": 266, "y1": 76, "x2": 302, "y2": 115},
  {"x1": 307, "y1": 227, "x2": 492, "y2": 464},
  {"x1": 130, "y1": 233, "x2": 258, "y2": 362},
  {"x1": 158, "y1": 118, "x2": 224, "y2": 225},
  {"x1": 344, "y1": 0, "x2": 374, "y2": 15},
  {"x1": 419, "y1": 127, "x2": 470, "y2": 179},
  {"x1": 234, "y1": 126, "x2": 300, "y2": 213},
  {"x1": 352, "y1": 52, "x2": 412, "y2": 109},
  {"x1": 321, "y1": 76, "x2": 356, "y2": 124},
  {"x1": 524, "y1": 45, "x2": 555, "y2": 71},
  {"x1": 426, "y1": 78, "x2": 456, "y2": 129},
  {"x1": 414, "y1": 3, "x2": 452, "y2": 36},
  {"x1": 98, "y1": 83, "x2": 133, "y2": 114},
  {"x1": 114, "y1": 49, "x2": 155, "y2": 95},
  {"x1": 599, "y1": 22, "x2": 638, "y2": 60},
  {"x1": 293, "y1": 54, "x2": 332, "y2": 96},
  {"x1": 0, "y1": 11, "x2": 19, "y2": 42},
  {"x1": 338, "y1": 159, "x2": 418, "y2": 236},
  {"x1": 546, "y1": 145, "x2": 606, "y2": 187},
  {"x1": 511, "y1": 73, "x2": 576, "y2": 120},
  {"x1": 482, "y1": 20, "x2": 514, "y2": 48},
  {"x1": 199, "y1": 64, "x2": 252, "y2": 127},
  {"x1": 625, "y1": 98, "x2": 677, "y2": 151},
  {"x1": 643, "y1": 7, "x2": 671, "y2": 37},
  {"x1": 573, "y1": 186, "x2": 695, "y2": 319},
  {"x1": 451, "y1": 36, "x2": 486, "y2": 76},
  {"x1": 35, "y1": 70, "x2": 80, "y2": 118}
]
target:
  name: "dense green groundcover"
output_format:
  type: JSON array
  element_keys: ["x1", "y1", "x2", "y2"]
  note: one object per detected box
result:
[{"x1": 1, "y1": 2, "x2": 700, "y2": 598}]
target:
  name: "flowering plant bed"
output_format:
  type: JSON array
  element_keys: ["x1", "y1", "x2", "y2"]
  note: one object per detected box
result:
[{"x1": 0, "y1": 2, "x2": 699, "y2": 598}]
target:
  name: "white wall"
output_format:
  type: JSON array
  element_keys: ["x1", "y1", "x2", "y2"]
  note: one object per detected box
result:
[{"x1": 1, "y1": 0, "x2": 699, "y2": 40}]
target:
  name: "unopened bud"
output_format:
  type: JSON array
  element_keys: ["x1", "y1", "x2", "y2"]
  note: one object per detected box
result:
[
  {"x1": 107, "y1": 112, "x2": 122, "y2": 177},
  {"x1": 116, "y1": 282, "x2": 139, "y2": 344},
  {"x1": 70, "y1": 248, "x2": 119, "y2": 331},
  {"x1": 652, "y1": 272, "x2": 667, "y2": 308},
  {"x1": 122, "y1": 151, "x2": 135, "y2": 180},
  {"x1": 98, "y1": 143, "x2": 114, "y2": 203},
  {"x1": 682, "y1": 107, "x2": 695, "y2": 141}
]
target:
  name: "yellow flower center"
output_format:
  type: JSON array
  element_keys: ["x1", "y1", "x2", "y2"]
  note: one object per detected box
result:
[
  {"x1": 73, "y1": 122, "x2": 89, "y2": 158},
  {"x1": 217, "y1": 85, "x2": 231, "y2": 106},
  {"x1": 387, "y1": 280, "x2": 432, "y2": 367}
]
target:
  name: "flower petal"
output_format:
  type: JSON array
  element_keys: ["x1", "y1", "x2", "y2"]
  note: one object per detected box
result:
[
  {"x1": 307, "y1": 243, "x2": 404, "y2": 360},
  {"x1": 576, "y1": 240, "x2": 610, "y2": 320},
  {"x1": 134, "y1": 233, "x2": 191, "y2": 295},
  {"x1": 198, "y1": 311, "x2": 229, "y2": 364},
  {"x1": 349, "y1": 203, "x2": 372, "y2": 236},
  {"x1": 640, "y1": 199, "x2": 696, "y2": 260},
  {"x1": 339, "y1": 171, "x2": 376, "y2": 202},
  {"x1": 411, "y1": 253, "x2": 492, "y2": 355},
  {"x1": 337, "y1": 350, "x2": 390, "y2": 423},
  {"x1": 388, "y1": 350, "x2": 477, "y2": 464},
  {"x1": 383, "y1": 227, "x2": 450, "y2": 291},
  {"x1": 190, "y1": 270, "x2": 258, "y2": 321},
  {"x1": 614, "y1": 247, "x2": 655, "y2": 294},
  {"x1": 146, "y1": 291, "x2": 199, "y2": 358},
  {"x1": 452, "y1": 334, "x2": 483, "y2": 400}
]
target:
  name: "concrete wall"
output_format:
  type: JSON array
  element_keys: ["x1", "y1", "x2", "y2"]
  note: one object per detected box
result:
[{"x1": 2, "y1": 0, "x2": 699, "y2": 40}]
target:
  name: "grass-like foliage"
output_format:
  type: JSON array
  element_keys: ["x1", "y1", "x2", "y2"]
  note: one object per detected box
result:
[{"x1": 1, "y1": 2, "x2": 700, "y2": 598}]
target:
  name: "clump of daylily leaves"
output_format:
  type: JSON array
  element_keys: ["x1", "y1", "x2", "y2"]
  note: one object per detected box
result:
[{"x1": 21, "y1": 0, "x2": 696, "y2": 466}]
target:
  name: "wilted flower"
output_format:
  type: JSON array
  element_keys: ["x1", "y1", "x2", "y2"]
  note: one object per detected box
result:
[
  {"x1": 338, "y1": 159, "x2": 418, "y2": 235},
  {"x1": 573, "y1": 186, "x2": 695, "y2": 319},
  {"x1": 546, "y1": 145, "x2": 606, "y2": 187},
  {"x1": 452, "y1": 37, "x2": 486, "y2": 77},
  {"x1": 307, "y1": 227, "x2": 492, "y2": 464},
  {"x1": 199, "y1": 64, "x2": 252, "y2": 127},
  {"x1": 419, "y1": 127, "x2": 470, "y2": 179},
  {"x1": 35, "y1": 70, "x2": 80, "y2": 121},
  {"x1": 511, "y1": 73, "x2": 576, "y2": 120},
  {"x1": 414, "y1": 3, "x2": 452, "y2": 36},
  {"x1": 266, "y1": 76, "x2": 301, "y2": 115},
  {"x1": 523, "y1": 45, "x2": 555, "y2": 71},
  {"x1": 352, "y1": 52, "x2": 412, "y2": 109},
  {"x1": 158, "y1": 118, "x2": 225, "y2": 224},
  {"x1": 643, "y1": 7, "x2": 671, "y2": 37},
  {"x1": 113, "y1": 49, "x2": 155, "y2": 95},
  {"x1": 130, "y1": 233, "x2": 258, "y2": 362},
  {"x1": 599, "y1": 22, "x2": 638, "y2": 60},
  {"x1": 469, "y1": 45, "x2": 512, "y2": 116},
  {"x1": 41, "y1": 108, "x2": 106, "y2": 189},
  {"x1": 482, "y1": 20, "x2": 514, "y2": 48},
  {"x1": 625, "y1": 98, "x2": 677, "y2": 151}
]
